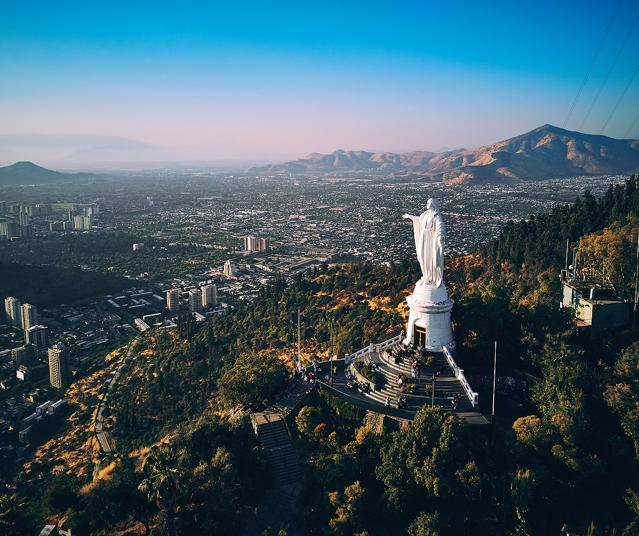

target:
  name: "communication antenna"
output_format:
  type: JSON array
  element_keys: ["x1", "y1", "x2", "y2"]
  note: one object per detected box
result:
[{"x1": 565, "y1": 239, "x2": 569, "y2": 272}]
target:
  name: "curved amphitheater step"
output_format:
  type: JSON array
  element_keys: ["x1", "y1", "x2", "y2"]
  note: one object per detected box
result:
[{"x1": 321, "y1": 342, "x2": 487, "y2": 422}]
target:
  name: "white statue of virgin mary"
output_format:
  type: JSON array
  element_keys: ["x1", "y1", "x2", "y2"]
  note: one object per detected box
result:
[{"x1": 403, "y1": 198, "x2": 445, "y2": 287}]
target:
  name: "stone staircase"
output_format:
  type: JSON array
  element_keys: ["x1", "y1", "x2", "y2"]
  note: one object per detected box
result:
[
  {"x1": 250, "y1": 380, "x2": 312, "y2": 506},
  {"x1": 254, "y1": 412, "x2": 303, "y2": 493}
]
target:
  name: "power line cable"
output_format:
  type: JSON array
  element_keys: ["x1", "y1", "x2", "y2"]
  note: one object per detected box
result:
[
  {"x1": 601, "y1": 62, "x2": 639, "y2": 133},
  {"x1": 625, "y1": 110, "x2": 639, "y2": 138},
  {"x1": 579, "y1": 9, "x2": 639, "y2": 132},
  {"x1": 562, "y1": 0, "x2": 622, "y2": 129}
]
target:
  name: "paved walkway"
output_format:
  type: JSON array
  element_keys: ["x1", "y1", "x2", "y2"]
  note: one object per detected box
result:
[
  {"x1": 319, "y1": 344, "x2": 489, "y2": 424},
  {"x1": 94, "y1": 338, "x2": 139, "y2": 456}
]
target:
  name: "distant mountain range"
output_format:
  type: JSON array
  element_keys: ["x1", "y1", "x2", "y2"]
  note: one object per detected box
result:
[
  {"x1": 0, "y1": 161, "x2": 97, "y2": 185},
  {"x1": 250, "y1": 125, "x2": 639, "y2": 183},
  {"x1": 0, "y1": 133, "x2": 173, "y2": 166}
]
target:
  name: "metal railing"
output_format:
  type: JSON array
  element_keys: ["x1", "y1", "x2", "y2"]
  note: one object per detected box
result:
[
  {"x1": 443, "y1": 346, "x2": 479, "y2": 407},
  {"x1": 345, "y1": 334, "x2": 402, "y2": 364}
]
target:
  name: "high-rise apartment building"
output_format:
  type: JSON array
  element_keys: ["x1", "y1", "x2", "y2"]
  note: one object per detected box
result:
[
  {"x1": 18, "y1": 212, "x2": 30, "y2": 226},
  {"x1": 21, "y1": 304, "x2": 38, "y2": 331},
  {"x1": 201, "y1": 284, "x2": 217, "y2": 309},
  {"x1": 4, "y1": 297, "x2": 22, "y2": 327},
  {"x1": 188, "y1": 289, "x2": 202, "y2": 313},
  {"x1": 223, "y1": 260, "x2": 235, "y2": 277},
  {"x1": 0, "y1": 222, "x2": 20, "y2": 239},
  {"x1": 25, "y1": 325, "x2": 49, "y2": 349},
  {"x1": 244, "y1": 236, "x2": 257, "y2": 251},
  {"x1": 73, "y1": 215, "x2": 93, "y2": 231},
  {"x1": 244, "y1": 235, "x2": 270, "y2": 252},
  {"x1": 48, "y1": 345, "x2": 70, "y2": 389},
  {"x1": 166, "y1": 289, "x2": 180, "y2": 312},
  {"x1": 11, "y1": 345, "x2": 33, "y2": 367}
]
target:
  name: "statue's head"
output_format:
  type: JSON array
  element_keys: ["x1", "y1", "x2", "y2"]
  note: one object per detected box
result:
[{"x1": 427, "y1": 198, "x2": 440, "y2": 211}]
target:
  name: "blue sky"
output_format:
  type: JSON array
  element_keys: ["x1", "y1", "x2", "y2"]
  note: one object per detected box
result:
[{"x1": 1, "y1": 0, "x2": 639, "y2": 162}]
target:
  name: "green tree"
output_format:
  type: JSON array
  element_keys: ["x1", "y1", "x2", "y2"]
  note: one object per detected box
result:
[
  {"x1": 605, "y1": 342, "x2": 639, "y2": 460},
  {"x1": 42, "y1": 474, "x2": 80, "y2": 517},
  {"x1": 218, "y1": 351, "x2": 288, "y2": 407},
  {"x1": 0, "y1": 493, "x2": 32, "y2": 536},
  {"x1": 328, "y1": 480, "x2": 366, "y2": 535},
  {"x1": 407, "y1": 512, "x2": 440, "y2": 536},
  {"x1": 138, "y1": 444, "x2": 184, "y2": 536}
]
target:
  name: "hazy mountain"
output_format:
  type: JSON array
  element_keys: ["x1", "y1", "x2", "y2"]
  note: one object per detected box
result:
[
  {"x1": 0, "y1": 161, "x2": 96, "y2": 185},
  {"x1": 0, "y1": 134, "x2": 172, "y2": 167},
  {"x1": 250, "y1": 125, "x2": 639, "y2": 182}
]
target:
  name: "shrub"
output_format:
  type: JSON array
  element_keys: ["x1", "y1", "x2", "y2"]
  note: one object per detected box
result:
[
  {"x1": 353, "y1": 361, "x2": 385, "y2": 390},
  {"x1": 218, "y1": 352, "x2": 289, "y2": 407}
]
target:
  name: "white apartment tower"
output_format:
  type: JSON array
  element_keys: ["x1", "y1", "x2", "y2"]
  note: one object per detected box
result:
[
  {"x1": 223, "y1": 260, "x2": 235, "y2": 277},
  {"x1": 4, "y1": 297, "x2": 22, "y2": 328},
  {"x1": 244, "y1": 236, "x2": 257, "y2": 252},
  {"x1": 188, "y1": 289, "x2": 202, "y2": 313},
  {"x1": 48, "y1": 345, "x2": 70, "y2": 389},
  {"x1": 21, "y1": 303, "x2": 38, "y2": 331},
  {"x1": 166, "y1": 289, "x2": 180, "y2": 312},
  {"x1": 201, "y1": 284, "x2": 217, "y2": 309}
]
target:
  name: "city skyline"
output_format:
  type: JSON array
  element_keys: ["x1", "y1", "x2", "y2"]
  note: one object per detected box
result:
[{"x1": 2, "y1": 0, "x2": 639, "y2": 163}]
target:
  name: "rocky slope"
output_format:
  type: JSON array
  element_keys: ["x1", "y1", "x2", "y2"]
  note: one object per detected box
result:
[{"x1": 250, "y1": 125, "x2": 639, "y2": 183}]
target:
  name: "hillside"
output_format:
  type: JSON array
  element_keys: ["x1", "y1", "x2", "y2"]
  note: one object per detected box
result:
[
  {"x1": 250, "y1": 124, "x2": 639, "y2": 183},
  {"x1": 11, "y1": 176, "x2": 639, "y2": 535},
  {"x1": 0, "y1": 161, "x2": 96, "y2": 185}
]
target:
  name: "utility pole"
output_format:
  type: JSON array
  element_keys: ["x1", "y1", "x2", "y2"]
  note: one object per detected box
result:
[
  {"x1": 330, "y1": 355, "x2": 335, "y2": 384},
  {"x1": 634, "y1": 232, "x2": 639, "y2": 329},
  {"x1": 492, "y1": 341, "x2": 497, "y2": 420},
  {"x1": 297, "y1": 308, "x2": 301, "y2": 371},
  {"x1": 564, "y1": 239, "x2": 569, "y2": 272}
]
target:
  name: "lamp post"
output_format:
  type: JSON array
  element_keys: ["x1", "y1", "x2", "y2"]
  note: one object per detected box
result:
[
  {"x1": 297, "y1": 308, "x2": 301, "y2": 371},
  {"x1": 290, "y1": 308, "x2": 302, "y2": 373},
  {"x1": 431, "y1": 373, "x2": 435, "y2": 407}
]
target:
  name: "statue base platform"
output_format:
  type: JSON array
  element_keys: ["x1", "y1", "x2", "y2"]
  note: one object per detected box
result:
[{"x1": 403, "y1": 279, "x2": 455, "y2": 352}]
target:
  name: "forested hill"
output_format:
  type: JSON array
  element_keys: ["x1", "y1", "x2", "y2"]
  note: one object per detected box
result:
[
  {"x1": 484, "y1": 174, "x2": 639, "y2": 293},
  {"x1": 14, "y1": 175, "x2": 639, "y2": 536}
]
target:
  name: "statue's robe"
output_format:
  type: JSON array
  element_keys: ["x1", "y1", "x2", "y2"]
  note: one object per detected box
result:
[{"x1": 415, "y1": 209, "x2": 444, "y2": 287}]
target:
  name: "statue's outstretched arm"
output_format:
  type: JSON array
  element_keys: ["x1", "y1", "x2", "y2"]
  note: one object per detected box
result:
[{"x1": 402, "y1": 213, "x2": 418, "y2": 222}]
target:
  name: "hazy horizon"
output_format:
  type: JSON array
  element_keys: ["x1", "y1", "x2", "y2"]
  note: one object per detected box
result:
[{"x1": 2, "y1": 0, "x2": 639, "y2": 164}]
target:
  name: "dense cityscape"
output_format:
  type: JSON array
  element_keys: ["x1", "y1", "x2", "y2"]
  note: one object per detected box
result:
[
  {"x1": 0, "y1": 171, "x2": 628, "y2": 481},
  {"x1": 3, "y1": 0, "x2": 639, "y2": 532}
]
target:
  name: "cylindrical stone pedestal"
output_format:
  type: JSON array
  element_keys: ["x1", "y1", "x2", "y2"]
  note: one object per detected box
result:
[{"x1": 403, "y1": 280, "x2": 455, "y2": 352}]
